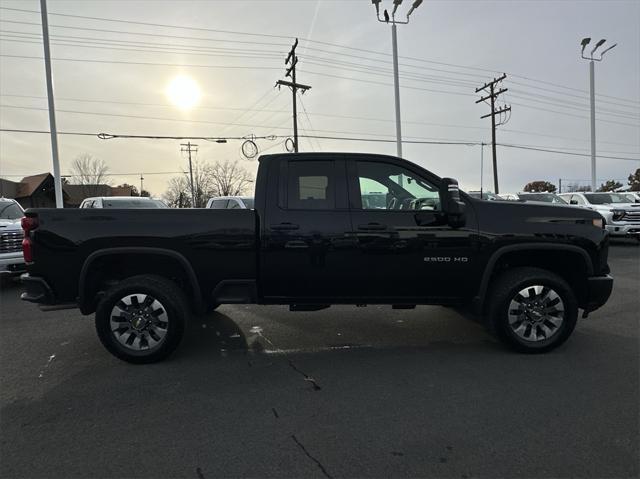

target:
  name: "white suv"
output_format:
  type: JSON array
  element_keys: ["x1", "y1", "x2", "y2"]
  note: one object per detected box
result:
[
  {"x1": 0, "y1": 198, "x2": 26, "y2": 284},
  {"x1": 558, "y1": 192, "x2": 640, "y2": 240}
]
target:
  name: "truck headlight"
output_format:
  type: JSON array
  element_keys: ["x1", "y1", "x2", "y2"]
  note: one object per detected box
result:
[
  {"x1": 592, "y1": 218, "x2": 604, "y2": 229},
  {"x1": 611, "y1": 209, "x2": 625, "y2": 221}
]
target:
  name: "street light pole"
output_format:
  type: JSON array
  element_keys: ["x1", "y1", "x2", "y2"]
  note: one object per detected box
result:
[
  {"x1": 39, "y1": 0, "x2": 63, "y2": 208},
  {"x1": 371, "y1": 0, "x2": 423, "y2": 160},
  {"x1": 589, "y1": 59, "x2": 596, "y2": 192},
  {"x1": 391, "y1": 22, "x2": 402, "y2": 159},
  {"x1": 580, "y1": 37, "x2": 617, "y2": 192}
]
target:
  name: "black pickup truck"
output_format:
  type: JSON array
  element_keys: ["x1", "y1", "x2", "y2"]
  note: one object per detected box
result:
[{"x1": 21, "y1": 153, "x2": 613, "y2": 363}]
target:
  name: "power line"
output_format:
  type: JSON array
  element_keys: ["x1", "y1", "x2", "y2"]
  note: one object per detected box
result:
[
  {"x1": 3, "y1": 92, "x2": 638, "y2": 149},
  {"x1": 1, "y1": 128, "x2": 638, "y2": 162},
  {"x1": 509, "y1": 101, "x2": 639, "y2": 128},
  {"x1": 2, "y1": 6, "x2": 638, "y2": 106},
  {"x1": 4, "y1": 31, "x2": 637, "y2": 119},
  {"x1": 0, "y1": 34, "x2": 285, "y2": 62},
  {"x1": 0, "y1": 53, "x2": 282, "y2": 70},
  {"x1": 2, "y1": 39, "x2": 636, "y2": 122}
]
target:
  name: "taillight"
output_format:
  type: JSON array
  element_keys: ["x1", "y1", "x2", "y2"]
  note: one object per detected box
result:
[{"x1": 21, "y1": 215, "x2": 39, "y2": 263}]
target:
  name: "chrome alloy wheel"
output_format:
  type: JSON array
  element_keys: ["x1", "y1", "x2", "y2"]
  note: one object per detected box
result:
[
  {"x1": 508, "y1": 285, "x2": 565, "y2": 342},
  {"x1": 110, "y1": 294, "x2": 169, "y2": 351}
]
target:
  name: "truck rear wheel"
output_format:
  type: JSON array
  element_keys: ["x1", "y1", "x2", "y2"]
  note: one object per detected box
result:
[
  {"x1": 487, "y1": 267, "x2": 578, "y2": 353},
  {"x1": 95, "y1": 275, "x2": 187, "y2": 364}
]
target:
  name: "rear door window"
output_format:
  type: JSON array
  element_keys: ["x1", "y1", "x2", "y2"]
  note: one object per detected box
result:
[{"x1": 287, "y1": 161, "x2": 335, "y2": 210}]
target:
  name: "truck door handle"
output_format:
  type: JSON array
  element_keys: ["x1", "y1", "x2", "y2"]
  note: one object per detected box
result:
[
  {"x1": 358, "y1": 223, "x2": 387, "y2": 231},
  {"x1": 270, "y1": 223, "x2": 299, "y2": 231}
]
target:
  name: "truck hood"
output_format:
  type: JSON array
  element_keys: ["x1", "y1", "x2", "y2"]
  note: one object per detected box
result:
[
  {"x1": 0, "y1": 218, "x2": 22, "y2": 231},
  {"x1": 589, "y1": 203, "x2": 640, "y2": 211},
  {"x1": 472, "y1": 199, "x2": 605, "y2": 240}
]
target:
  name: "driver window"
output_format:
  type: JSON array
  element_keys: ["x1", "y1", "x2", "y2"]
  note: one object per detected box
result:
[{"x1": 356, "y1": 161, "x2": 440, "y2": 211}]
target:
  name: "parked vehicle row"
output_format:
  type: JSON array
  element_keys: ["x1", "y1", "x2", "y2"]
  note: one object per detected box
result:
[
  {"x1": 20, "y1": 152, "x2": 613, "y2": 363},
  {"x1": 466, "y1": 191, "x2": 568, "y2": 204},
  {"x1": 558, "y1": 192, "x2": 640, "y2": 240}
]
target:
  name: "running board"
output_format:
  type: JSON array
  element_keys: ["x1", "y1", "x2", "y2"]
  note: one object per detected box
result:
[{"x1": 38, "y1": 303, "x2": 78, "y2": 312}]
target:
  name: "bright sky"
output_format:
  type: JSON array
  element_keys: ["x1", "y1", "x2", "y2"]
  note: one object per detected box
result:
[{"x1": 0, "y1": 0, "x2": 638, "y2": 196}]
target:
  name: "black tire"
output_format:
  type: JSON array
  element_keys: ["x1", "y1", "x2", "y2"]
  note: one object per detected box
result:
[
  {"x1": 95, "y1": 275, "x2": 188, "y2": 364},
  {"x1": 486, "y1": 267, "x2": 578, "y2": 354}
]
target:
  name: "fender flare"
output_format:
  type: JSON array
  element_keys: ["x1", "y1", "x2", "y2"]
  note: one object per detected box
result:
[
  {"x1": 78, "y1": 247, "x2": 204, "y2": 314},
  {"x1": 474, "y1": 243, "x2": 593, "y2": 312}
]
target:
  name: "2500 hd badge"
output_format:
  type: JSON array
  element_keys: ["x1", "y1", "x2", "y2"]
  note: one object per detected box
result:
[{"x1": 424, "y1": 256, "x2": 469, "y2": 262}]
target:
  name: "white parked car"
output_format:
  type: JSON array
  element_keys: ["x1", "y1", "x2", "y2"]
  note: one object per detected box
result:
[
  {"x1": 0, "y1": 198, "x2": 26, "y2": 284},
  {"x1": 79, "y1": 196, "x2": 168, "y2": 209},
  {"x1": 206, "y1": 196, "x2": 254, "y2": 209},
  {"x1": 558, "y1": 192, "x2": 640, "y2": 240},
  {"x1": 497, "y1": 193, "x2": 520, "y2": 201}
]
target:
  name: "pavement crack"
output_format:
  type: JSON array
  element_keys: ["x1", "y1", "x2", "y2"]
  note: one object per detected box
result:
[
  {"x1": 288, "y1": 359, "x2": 322, "y2": 391},
  {"x1": 37, "y1": 354, "x2": 56, "y2": 379},
  {"x1": 272, "y1": 407, "x2": 279, "y2": 418},
  {"x1": 250, "y1": 326, "x2": 322, "y2": 391},
  {"x1": 291, "y1": 434, "x2": 333, "y2": 479},
  {"x1": 195, "y1": 467, "x2": 205, "y2": 479}
]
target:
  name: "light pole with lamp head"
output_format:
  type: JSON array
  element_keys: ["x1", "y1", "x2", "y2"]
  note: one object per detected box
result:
[
  {"x1": 371, "y1": 0, "x2": 423, "y2": 161},
  {"x1": 580, "y1": 37, "x2": 617, "y2": 192}
]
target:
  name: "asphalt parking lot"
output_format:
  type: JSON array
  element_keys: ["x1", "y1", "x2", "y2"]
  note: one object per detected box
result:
[{"x1": 1, "y1": 241, "x2": 638, "y2": 479}]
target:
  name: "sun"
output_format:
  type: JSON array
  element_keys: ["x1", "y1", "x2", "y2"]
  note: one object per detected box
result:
[{"x1": 165, "y1": 75, "x2": 201, "y2": 110}]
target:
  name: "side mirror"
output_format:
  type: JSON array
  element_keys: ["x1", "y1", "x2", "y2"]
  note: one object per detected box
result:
[
  {"x1": 440, "y1": 178, "x2": 466, "y2": 228},
  {"x1": 570, "y1": 200, "x2": 578, "y2": 205},
  {"x1": 414, "y1": 210, "x2": 446, "y2": 226}
]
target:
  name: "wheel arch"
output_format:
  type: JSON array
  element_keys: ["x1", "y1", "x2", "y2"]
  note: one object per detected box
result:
[
  {"x1": 78, "y1": 247, "x2": 204, "y2": 315},
  {"x1": 474, "y1": 243, "x2": 594, "y2": 313}
]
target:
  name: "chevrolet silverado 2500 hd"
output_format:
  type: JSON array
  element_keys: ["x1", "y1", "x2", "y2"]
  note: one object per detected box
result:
[{"x1": 20, "y1": 153, "x2": 613, "y2": 363}]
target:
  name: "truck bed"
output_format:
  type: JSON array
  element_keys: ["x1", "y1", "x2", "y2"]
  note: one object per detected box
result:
[{"x1": 25, "y1": 208, "x2": 257, "y2": 307}]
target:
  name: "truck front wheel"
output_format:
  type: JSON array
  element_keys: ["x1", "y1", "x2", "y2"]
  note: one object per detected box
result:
[
  {"x1": 487, "y1": 267, "x2": 578, "y2": 353},
  {"x1": 95, "y1": 275, "x2": 187, "y2": 364}
]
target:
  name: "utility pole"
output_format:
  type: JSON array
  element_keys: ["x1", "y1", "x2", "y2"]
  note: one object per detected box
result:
[
  {"x1": 580, "y1": 37, "x2": 617, "y2": 192},
  {"x1": 371, "y1": 0, "x2": 424, "y2": 159},
  {"x1": 139, "y1": 174, "x2": 144, "y2": 196},
  {"x1": 180, "y1": 142, "x2": 197, "y2": 207},
  {"x1": 39, "y1": 0, "x2": 63, "y2": 208},
  {"x1": 276, "y1": 39, "x2": 311, "y2": 153},
  {"x1": 480, "y1": 142, "x2": 484, "y2": 196},
  {"x1": 476, "y1": 73, "x2": 511, "y2": 194}
]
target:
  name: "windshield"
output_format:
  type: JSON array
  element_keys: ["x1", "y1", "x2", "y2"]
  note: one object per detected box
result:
[
  {"x1": 520, "y1": 193, "x2": 567, "y2": 204},
  {"x1": 241, "y1": 198, "x2": 254, "y2": 209},
  {"x1": 0, "y1": 200, "x2": 23, "y2": 220},
  {"x1": 102, "y1": 199, "x2": 167, "y2": 208},
  {"x1": 584, "y1": 193, "x2": 631, "y2": 204}
]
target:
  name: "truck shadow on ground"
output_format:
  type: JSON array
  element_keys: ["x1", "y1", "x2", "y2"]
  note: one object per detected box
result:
[{"x1": 174, "y1": 311, "x2": 250, "y2": 360}]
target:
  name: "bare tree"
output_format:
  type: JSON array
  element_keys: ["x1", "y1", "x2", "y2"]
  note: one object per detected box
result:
[
  {"x1": 164, "y1": 176, "x2": 192, "y2": 208},
  {"x1": 164, "y1": 159, "x2": 254, "y2": 208},
  {"x1": 210, "y1": 159, "x2": 254, "y2": 197},
  {"x1": 163, "y1": 160, "x2": 216, "y2": 208},
  {"x1": 70, "y1": 154, "x2": 110, "y2": 197}
]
